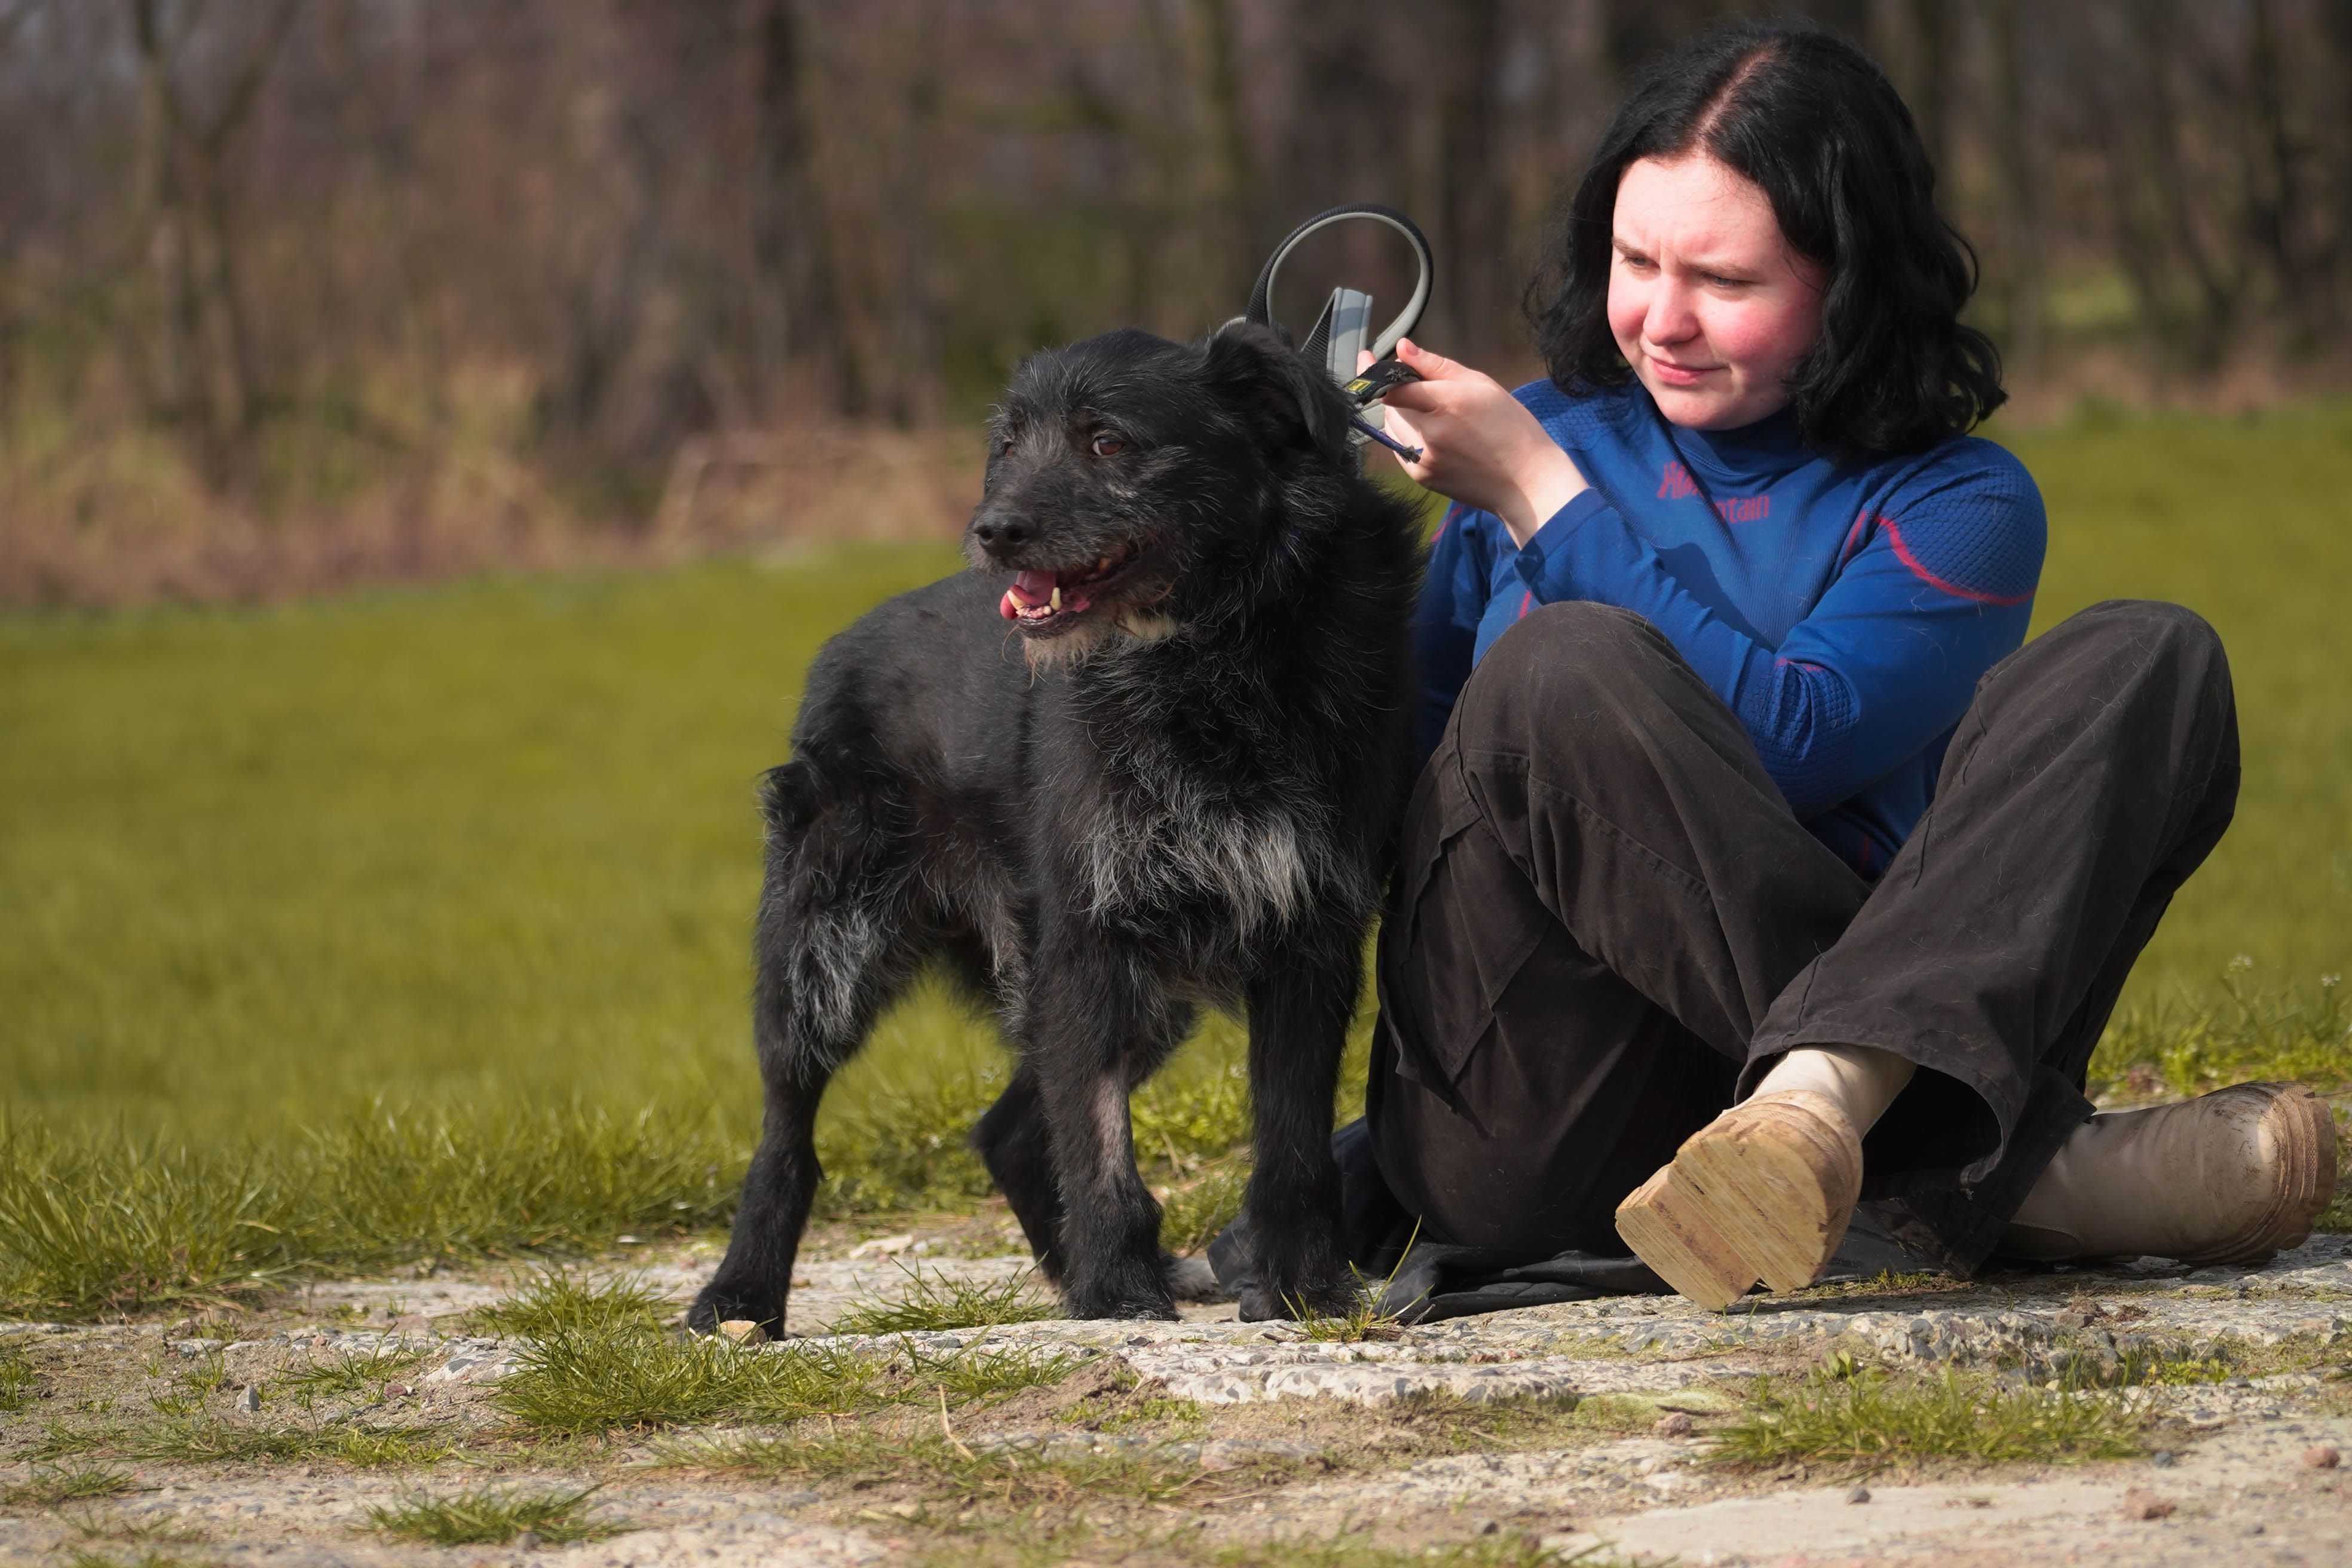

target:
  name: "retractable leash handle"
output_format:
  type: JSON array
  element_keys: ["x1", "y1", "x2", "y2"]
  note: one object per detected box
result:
[{"x1": 1240, "y1": 203, "x2": 1435, "y2": 461}]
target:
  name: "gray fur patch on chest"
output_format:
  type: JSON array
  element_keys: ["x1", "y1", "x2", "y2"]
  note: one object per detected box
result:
[{"x1": 1073, "y1": 767, "x2": 1362, "y2": 933}]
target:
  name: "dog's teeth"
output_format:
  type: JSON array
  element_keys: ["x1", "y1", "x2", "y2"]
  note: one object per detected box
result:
[{"x1": 1051, "y1": 585, "x2": 1062, "y2": 611}]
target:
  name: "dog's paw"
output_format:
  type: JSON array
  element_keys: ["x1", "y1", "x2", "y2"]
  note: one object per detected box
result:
[
  {"x1": 1162, "y1": 1252, "x2": 1229, "y2": 1303},
  {"x1": 1236, "y1": 1279, "x2": 1362, "y2": 1323},
  {"x1": 1062, "y1": 1283, "x2": 1180, "y2": 1321},
  {"x1": 687, "y1": 1283, "x2": 785, "y2": 1337}
]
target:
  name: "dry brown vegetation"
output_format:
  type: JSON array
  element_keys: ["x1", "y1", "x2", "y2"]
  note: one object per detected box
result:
[{"x1": 2, "y1": 0, "x2": 2350, "y2": 605}]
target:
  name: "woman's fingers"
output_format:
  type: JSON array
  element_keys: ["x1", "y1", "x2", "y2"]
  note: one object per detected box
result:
[
  {"x1": 1382, "y1": 399, "x2": 1422, "y2": 441},
  {"x1": 1396, "y1": 337, "x2": 1466, "y2": 379}
]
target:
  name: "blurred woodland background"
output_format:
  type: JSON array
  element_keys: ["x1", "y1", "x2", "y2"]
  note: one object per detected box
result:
[{"x1": 4, "y1": 0, "x2": 2351, "y2": 604}]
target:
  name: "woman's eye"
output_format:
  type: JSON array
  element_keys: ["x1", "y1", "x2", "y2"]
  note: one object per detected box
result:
[{"x1": 1089, "y1": 432, "x2": 1126, "y2": 458}]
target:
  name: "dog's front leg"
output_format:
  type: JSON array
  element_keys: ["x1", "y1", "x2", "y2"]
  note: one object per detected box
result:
[
  {"x1": 1236, "y1": 948, "x2": 1358, "y2": 1322},
  {"x1": 1023, "y1": 942, "x2": 1177, "y2": 1321},
  {"x1": 691, "y1": 1061, "x2": 826, "y2": 1336}
]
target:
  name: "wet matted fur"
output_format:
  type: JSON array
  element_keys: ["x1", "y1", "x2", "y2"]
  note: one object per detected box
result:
[{"x1": 690, "y1": 324, "x2": 1424, "y2": 1328}]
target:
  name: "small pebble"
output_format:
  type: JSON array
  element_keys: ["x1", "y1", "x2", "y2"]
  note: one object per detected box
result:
[
  {"x1": 2119, "y1": 1487, "x2": 2176, "y2": 1521},
  {"x1": 1474, "y1": 1518, "x2": 1499, "y2": 1536},
  {"x1": 717, "y1": 1319, "x2": 767, "y2": 1346},
  {"x1": 514, "y1": 1531, "x2": 541, "y2": 1550},
  {"x1": 236, "y1": 1384, "x2": 261, "y2": 1414},
  {"x1": 2244, "y1": 1523, "x2": 2266, "y2": 1536},
  {"x1": 1845, "y1": 1486, "x2": 1871, "y2": 1505},
  {"x1": 1653, "y1": 1411, "x2": 1694, "y2": 1437},
  {"x1": 2149, "y1": 1450, "x2": 2176, "y2": 1468},
  {"x1": 2304, "y1": 1444, "x2": 2342, "y2": 1470}
]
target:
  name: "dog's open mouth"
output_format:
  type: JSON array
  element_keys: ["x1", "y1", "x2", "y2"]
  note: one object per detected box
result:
[{"x1": 997, "y1": 540, "x2": 1149, "y2": 633}]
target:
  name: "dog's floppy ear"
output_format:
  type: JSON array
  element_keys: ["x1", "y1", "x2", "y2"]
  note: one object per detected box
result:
[{"x1": 1201, "y1": 322, "x2": 1348, "y2": 460}]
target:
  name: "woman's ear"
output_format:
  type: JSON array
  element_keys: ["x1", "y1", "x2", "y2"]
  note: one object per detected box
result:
[{"x1": 1201, "y1": 323, "x2": 1348, "y2": 459}]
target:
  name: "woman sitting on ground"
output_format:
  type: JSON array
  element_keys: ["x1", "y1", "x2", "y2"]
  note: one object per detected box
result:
[{"x1": 1362, "y1": 22, "x2": 2335, "y2": 1308}]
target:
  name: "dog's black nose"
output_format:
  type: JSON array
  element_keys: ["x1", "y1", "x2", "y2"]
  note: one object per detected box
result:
[{"x1": 971, "y1": 512, "x2": 1034, "y2": 553}]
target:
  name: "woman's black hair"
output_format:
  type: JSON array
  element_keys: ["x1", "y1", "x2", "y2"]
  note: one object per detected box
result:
[{"x1": 1526, "y1": 23, "x2": 2005, "y2": 464}]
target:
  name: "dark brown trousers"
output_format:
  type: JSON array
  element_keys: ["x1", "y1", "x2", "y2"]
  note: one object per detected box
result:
[{"x1": 1366, "y1": 598, "x2": 2240, "y2": 1274}]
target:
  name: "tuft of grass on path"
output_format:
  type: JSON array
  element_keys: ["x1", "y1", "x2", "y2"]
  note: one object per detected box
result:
[
  {"x1": 0, "y1": 1335, "x2": 38, "y2": 1410},
  {"x1": 2, "y1": 1462, "x2": 139, "y2": 1505},
  {"x1": 330, "y1": 1426, "x2": 459, "y2": 1468},
  {"x1": 1215, "y1": 1533, "x2": 1594, "y2": 1568},
  {"x1": 366, "y1": 1484, "x2": 615, "y2": 1546},
  {"x1": 1716, "y1": 1360, "x2": 2146, "y2": 1468},
  {"x1": 465, "y1": 1269, "x2": 672, "y2": 1339},
  {"x1": 829, "y1": 1264, "x2": 1058, "y2": 1334},
  {"x1": 274, "y1": 1341, "x2": 433, "y2": 1405},
  {"x1": 653, "y1": 1426, "x2": 1290, "y2": 1508},
  {"x1": 491, "y1": 1322, "x2": 890, "y2": 1433},
  {"x1": 492, "y1": 1311, "x2": 1080, "y2": 1433},
  {"x1": 902, "y1": 1342, "x2": 1086, "y2": 1403}
]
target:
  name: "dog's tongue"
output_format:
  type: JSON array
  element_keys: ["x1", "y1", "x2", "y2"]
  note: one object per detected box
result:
[{"x1": 998, "y1": 569, "x2": 1064, "y2": 620}]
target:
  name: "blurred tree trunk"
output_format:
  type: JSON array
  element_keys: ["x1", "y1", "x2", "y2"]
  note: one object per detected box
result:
[
  {"x1": 1598, "y1": 0, "x2": 1717, "y2": 87},
  {"x1": 1899, "y1": 0, "x2": 1956, "y2": 180},
  {"x1": 2325, "y1": 0, "x2": 2352, "y2": 325},
  {"x1": 2243, "y1": 0, "x2": 2318, "y2": 347},
  {"x1": 1434, "y1": 0, "x2": 1507, "y2": 360},
  {"x1": 751, "y1": 0, "x2": 840, "y2": 416},
  {"x1": 1190, "y1": 0, "x2": 1261, "y2": 305},
  {"x1": 1987, "y1": 0, "x2": 2043, "y2": 378},
  {"x1": 126, "y1": 0, "x2": 301, "y2": 486},
  {"x1": 2129, "y1": 0, "x2": 2241, "y2": 372}
]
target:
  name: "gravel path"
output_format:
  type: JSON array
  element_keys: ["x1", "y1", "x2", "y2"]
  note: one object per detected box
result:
[{"x1": 4, "y1": 1232, "x2": 2348, "y2": 1566}]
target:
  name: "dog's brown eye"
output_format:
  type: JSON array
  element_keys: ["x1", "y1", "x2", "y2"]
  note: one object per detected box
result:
[{"x1": 1089, "y1": 432, "x2": 1126, "y2": 458}]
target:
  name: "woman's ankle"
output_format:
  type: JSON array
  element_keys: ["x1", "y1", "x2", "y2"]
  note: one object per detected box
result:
[{"x1": 1753, "y1": 1043, "x2": 1916, "y2": 1134}]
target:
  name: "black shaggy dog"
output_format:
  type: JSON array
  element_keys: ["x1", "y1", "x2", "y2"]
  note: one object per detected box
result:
[{"x1": 688, "y1": 323, "x2": 1424, "y2": 1330}]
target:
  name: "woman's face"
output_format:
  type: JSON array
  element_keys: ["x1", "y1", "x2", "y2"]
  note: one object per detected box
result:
[{"x1": 1607, "y1": 153, "x2": 1828, "y2": 430}]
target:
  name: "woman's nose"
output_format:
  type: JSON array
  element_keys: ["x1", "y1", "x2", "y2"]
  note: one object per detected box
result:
[{"x1": 1644, "y1": 281, "x2": 1699, "y2": 346}]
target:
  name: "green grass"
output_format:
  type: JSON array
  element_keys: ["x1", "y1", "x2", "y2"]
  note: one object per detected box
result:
[
  {"x1": 829, "y1": 1263, "x2": 1058, "y2": 1334},
  {"x1": 2008, "y1": 400, "x2": 2352, "y2": 990},
  {"x1": 366, "y1": 1484, "x2": 614, "y2": 1546},
  {"x1": 36, "y1": 1406, "x2": 458, "y2": 1465},
  {"x1": 463, "y1": 1269, "x2": 671, "y2": 1339},
  {"x1": 273, "y1": 1340, "x2": 434, "y2": 1405},
  {"x1": 485, "y1": 1306, "x2": 1077, "y2": 1433},
  {"x1": 1717, "y1": 1361, "x2": 2148, "y2": 1467},
  {"x1": 327, "y1": 1426, "x2": 459, "y2": 1467},
  {"x1": 491, "y1": 1323, "x2": 884, "y2": 1433},
  {"x1": 3, "y1": 405, "x2": 2351, "y2": 1316},
  {"x1": 0, "y1": 1334, "x2": 37, "y2": 1408},
  {"x1": 1215, "y1": 1536, "x2": 1595, "y2": 1568},
  {"x1": 0, "y1": 1102, "x2": 741, "y2": 1314},
  {"x1": 654, "y1": 1426, "x2": 1289, "y2": 1508},
  {"x1": 2, "y1": 1462, "x2": 139, "y2": 1505}
]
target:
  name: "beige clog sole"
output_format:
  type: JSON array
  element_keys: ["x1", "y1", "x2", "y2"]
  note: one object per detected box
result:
[
  {"x1": 2179, "y1": 1081, "x2": 2339, "y2": 1266},
  {"x1": 1615, "y1": 1089, "x2": 1864, "y2": 1311}
]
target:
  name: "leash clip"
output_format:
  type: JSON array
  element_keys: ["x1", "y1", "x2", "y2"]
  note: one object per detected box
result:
[{"x1": 1241, "y1": 203, "x2": 1434, "y2": 462}]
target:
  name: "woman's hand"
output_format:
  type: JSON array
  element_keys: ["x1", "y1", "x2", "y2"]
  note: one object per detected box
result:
[{"x1": 1371, "y1": 339, "x2": 1588, "y2": 547}]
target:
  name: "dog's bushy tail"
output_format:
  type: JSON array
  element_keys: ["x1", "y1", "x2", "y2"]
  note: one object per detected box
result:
[{"x1": 751, "y1": 758, "x2": 920, "y2": 1080}]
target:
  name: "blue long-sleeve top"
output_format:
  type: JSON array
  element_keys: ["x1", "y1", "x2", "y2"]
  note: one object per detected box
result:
[{"x1": 1417, "y1": 378, "x2": 2047, "y2": 880}]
